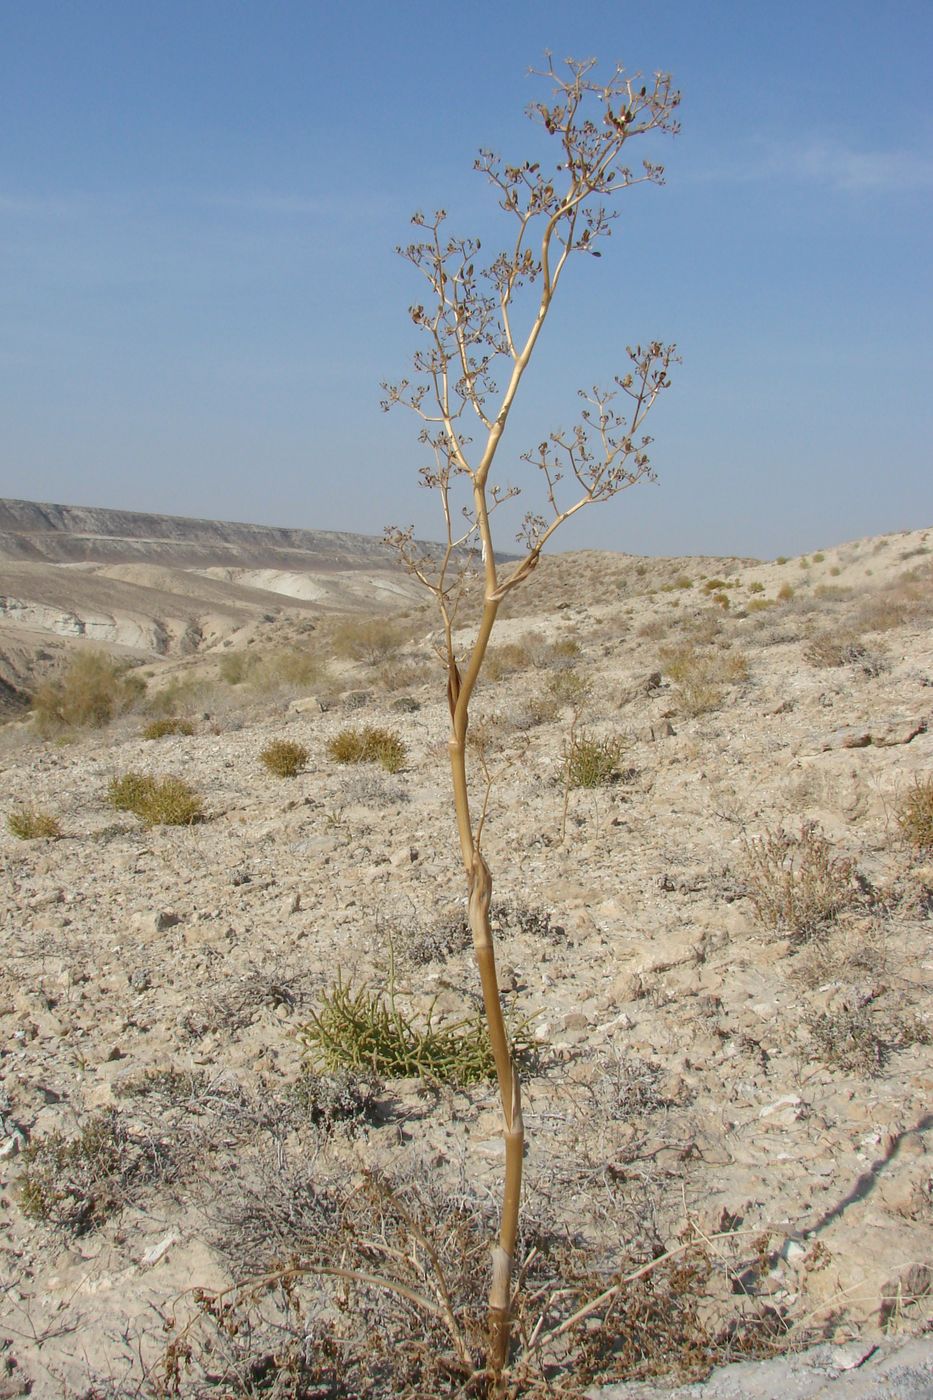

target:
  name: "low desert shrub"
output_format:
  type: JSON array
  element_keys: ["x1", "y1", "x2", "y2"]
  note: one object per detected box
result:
[
  {"x1": 485, "y1": 632, "x2": 579, "y2": 680},
  {"x1": 567, "y1": 733, "x2": 626, "y2": 788},
  {"x1": 288, "y1": 1067, "x2": 382, "y2": 1136},
  {"x1": 142, "y1": 717, "x2": 195, "y2": 739},
  {"x1": 742, "y1": 824, "x2": 864, "y2": 942},
  {"x1": 777, "y1": 583, "x2": 794, "y2": 601},
  {"x1": 220, "y1": 647, "x2": 324, "y2": 691},
  {"x1": 748, "y1": 581, "x2": 764, "y2": 594},
  {"x1": 31, "y1": 650, "x2": 145, "y2": 733},
  {"x1": 298, "y1": 977, "x2": 530, "y2": 1085},
  {"x1": 6, "y1": 806, "x2": 61, "y2": 840},
  {"x1": 327, "y1": 726, "x2": 406, "y2": 773},
  {"x1": 804, "y1": 632, "x2": 869, "y2": 668},
  {"x1": 328, "y1": 616, "x2": 407, "y2": 666},
  {"x1": 107, "y1": 772, "x2": 203, "y2": 826},
  {"x1": 896, "y1": 777, "x2": 933, "y2": 854},
  {"x1": 18, "y1": 1110, "x2": 172, "y2": 1233},
  {"x1": 259, "y1": 739, "x2": 309, "y2": 777},
  {"x1": 808, "y1": 1006, "x2": 885, "y2": 1076},
  {"x1": 659, "y1": 642, "x2": 742, "y2": 717}
]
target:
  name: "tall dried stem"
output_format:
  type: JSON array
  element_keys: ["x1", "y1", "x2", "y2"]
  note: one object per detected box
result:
[{"x1": 384, "y1": 54, "x2": 680, "y2": 1388}]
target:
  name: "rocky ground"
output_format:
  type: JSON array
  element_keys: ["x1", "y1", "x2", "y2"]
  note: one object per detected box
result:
[{"x1": 0, "y1": 528, "x2": 931, "y2": 1397}]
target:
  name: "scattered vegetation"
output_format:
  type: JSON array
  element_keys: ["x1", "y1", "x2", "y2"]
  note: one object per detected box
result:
[
  {"x1": 896, "y1": 776, "x2": 933, "y2": 855},
  {"x1": 288, "y1": 1067, "x2": 383, "y2": 1136},
  {"x1": 659, "y1": 643, "x2": 748, "y2": 717},
  {"x1": 808, "y1": 1006, "x2": 886, "y2": 1076},
  {"x1": 219, "y1": 647, "x2": 325, "y2": 691},
  {"x1": 567, "y1": 732, "x2": 626, "y2": 788},
  {"x1": 6, "y1": 806, "x2": 61, "y2": 840},
  {"x1": 18, "y1": 1110, "x2": 172, "y2": 1233},
  {"x1": 328, "y1": 616, "x2": 408, "y2": 666},
  {"x1": 327, "y1": 725, "x2": 406, "y2": 773},
  {"x1": 259, "y1": 738, "x2": 309, "y2": 777},
  {"x1": 741, "y1": 824, "x2": 865, "y2": 942},
  {"x1": 298, "y1": 977, "x2": 528, "y2": 1085},
  {"x1": 107, "y1": 771, "x2": 204, "y2": 826},
  {"x1": 31, "y1": 650, "x2": 145, "y2": 733},
  {"x1": 142, "y1": 717, "x2": 195, "y2": 739},
  {"x1": 804, "y1": 632, "x2": 869, "y2": 668},
  {"x1": 484, "y1": 632, "x2": 580, "y2": 681}
]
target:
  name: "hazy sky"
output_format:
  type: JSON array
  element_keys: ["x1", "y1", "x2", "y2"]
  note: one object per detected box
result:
[{"x1": 1, "y1": 1, "x2": 931, "y2": 559}]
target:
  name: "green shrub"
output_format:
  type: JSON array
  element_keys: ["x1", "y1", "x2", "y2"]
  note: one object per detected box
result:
[
  {"x1": 748, "y1": 581, "x2": 765, "y2": 594},
  {"x1": 775, "y1": 556, "x2": 789, "y2": 565},
  {"x1": 812, "y1": 552, "x2": 825, "y2": 563},
  {"x1": 567, "y1": 734, "x2": 625, "y2": 788},
  {"x1": 298, "y1": 977, "x2": 530, "y2": 1085},
  {"x1": 896, "y1": 777, "x2": 933, "y2": 854},
  {"x1": 142, "y1": 718, "x2": 195, "y2": 740},
  {"x1": 31, "y1": 651, "x2": 145, "y2": 733},
  {"x1": 7, "y1": 807, "x2": 61, "y2": 840},
  {"x1": 327, "y1": 726, "x2": 406, "y2": 773},
  {"x1": 108, "y1": 772, "x2": 203, "y2": 826},
  {"x1": 260, "y1": 739, "x2": 309, "y2": 777}
]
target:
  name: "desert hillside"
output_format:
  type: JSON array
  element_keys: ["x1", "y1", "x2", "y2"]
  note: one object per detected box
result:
[
  {"x1": 0, "y1": 523, "x2": 931, "y2": 1396},
  {"x1": 0, "y1": 498, "x2": 433, "y2": 712}
]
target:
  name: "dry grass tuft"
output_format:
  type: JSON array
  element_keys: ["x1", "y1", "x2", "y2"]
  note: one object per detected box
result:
[
  {"x1": 260, "y1": 739, "x2": 309, "y2": 777},
  {"x1": 6, "y1": 806, "x2": 61, "y2": 840},
  {"x1": 142, "y1": 717, "x2": 195, "y2": 739},
  {"x1": 328, "y1": 726, "x2": 407, "y2": 773},
  {"x1": 107, "y1": 771, "x2": 204, "y2": 826}
]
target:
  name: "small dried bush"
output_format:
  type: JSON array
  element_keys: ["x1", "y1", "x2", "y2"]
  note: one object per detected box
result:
[
  {"x1": 590, "y1": 1046, "x2": 669, "y2": 1119},
  {"x1": 108, "y1": 771, "x2": 203, "y2": 826},
  {"x1": 804, "y1": 632, "x2": 870, "y2": 668},
  {"x1": 142, "y1": 717, "x2": 195, "y2": 739},
  {"x1": 260, "y1": 739, "x2": 309, "y2": 777},
  {"x1": 391, "y1": 909, "x2": 472, "y2": 968},
  {"x1": 6, "y1": 806, "x2": 61, "y2": 840},
  {"x1": 659, "y1": 643, "x2": 732, "y2": 717},
  {"x1": 485, "y1": 631, "x2": 579, "y2": 680},
  {"x1": 546, "y1": 668, "x2": 593, "y2": 709},
  {"x1": 808, "y1": 1007, "x2": 886, "y2": 1076},
  {"x1": 896, "y1": 776, "x2": 933, "y2": 854},
  {"x1": 220, "y1": 647, "x2": 325, "y2": 691},
  {"x1": 567, "y1": 733, "x2": 626, "y2": 788},
  {"x1": 31, "y1": 650, "x2": 145, "y2": 732},
  {"x1": 17, "y1": 1110, "x2": 173, "y2": 1233},
  {"x1": 748, "y1": 581, "x2": 764, "y2": 594},
  {"x1": 288, "y1": 1067, "x2": 382, "y2": 1136},
  {"x1": 298, "y1": 977, "x2": 529, "y2": 1084},
  {"x1": 742, "y1": 824, "x2": 864, "y2": 942},
  {"x1": 327, "y1": 725, "x2": 406, "y2": 773},
  {"x1": 329, "y1": 616, "x2": 407, "y2": 665},
  {"x1": 777, "y1": 582, "x2": 794, "y2": 601},
  {"x1": 337, "y1": 768, "x2": 409, "y2": 809}
]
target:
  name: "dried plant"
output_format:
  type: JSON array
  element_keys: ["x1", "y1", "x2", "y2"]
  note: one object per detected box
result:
[
  {"x1": 260, "y1": 738, "x2": 309, "y2": 777},
  {"x1": 6, "y1": 805, "x2": 61, "y2": 840},
  {"x1": 741, "y1": 824, "x2": 864, "y2": 943},
  {"x1": 382, "y1": 52, "x2": 679, "y2": 1383}
]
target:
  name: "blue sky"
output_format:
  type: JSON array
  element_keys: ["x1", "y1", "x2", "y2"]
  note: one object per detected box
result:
[{"x1": 1, "y1": 0, "x2": 930, "y2": 559}]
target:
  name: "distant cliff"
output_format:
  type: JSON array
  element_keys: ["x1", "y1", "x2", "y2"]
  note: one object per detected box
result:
[{"x1": 0, "y1": 498, "x2": 407, "y2": 570}]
